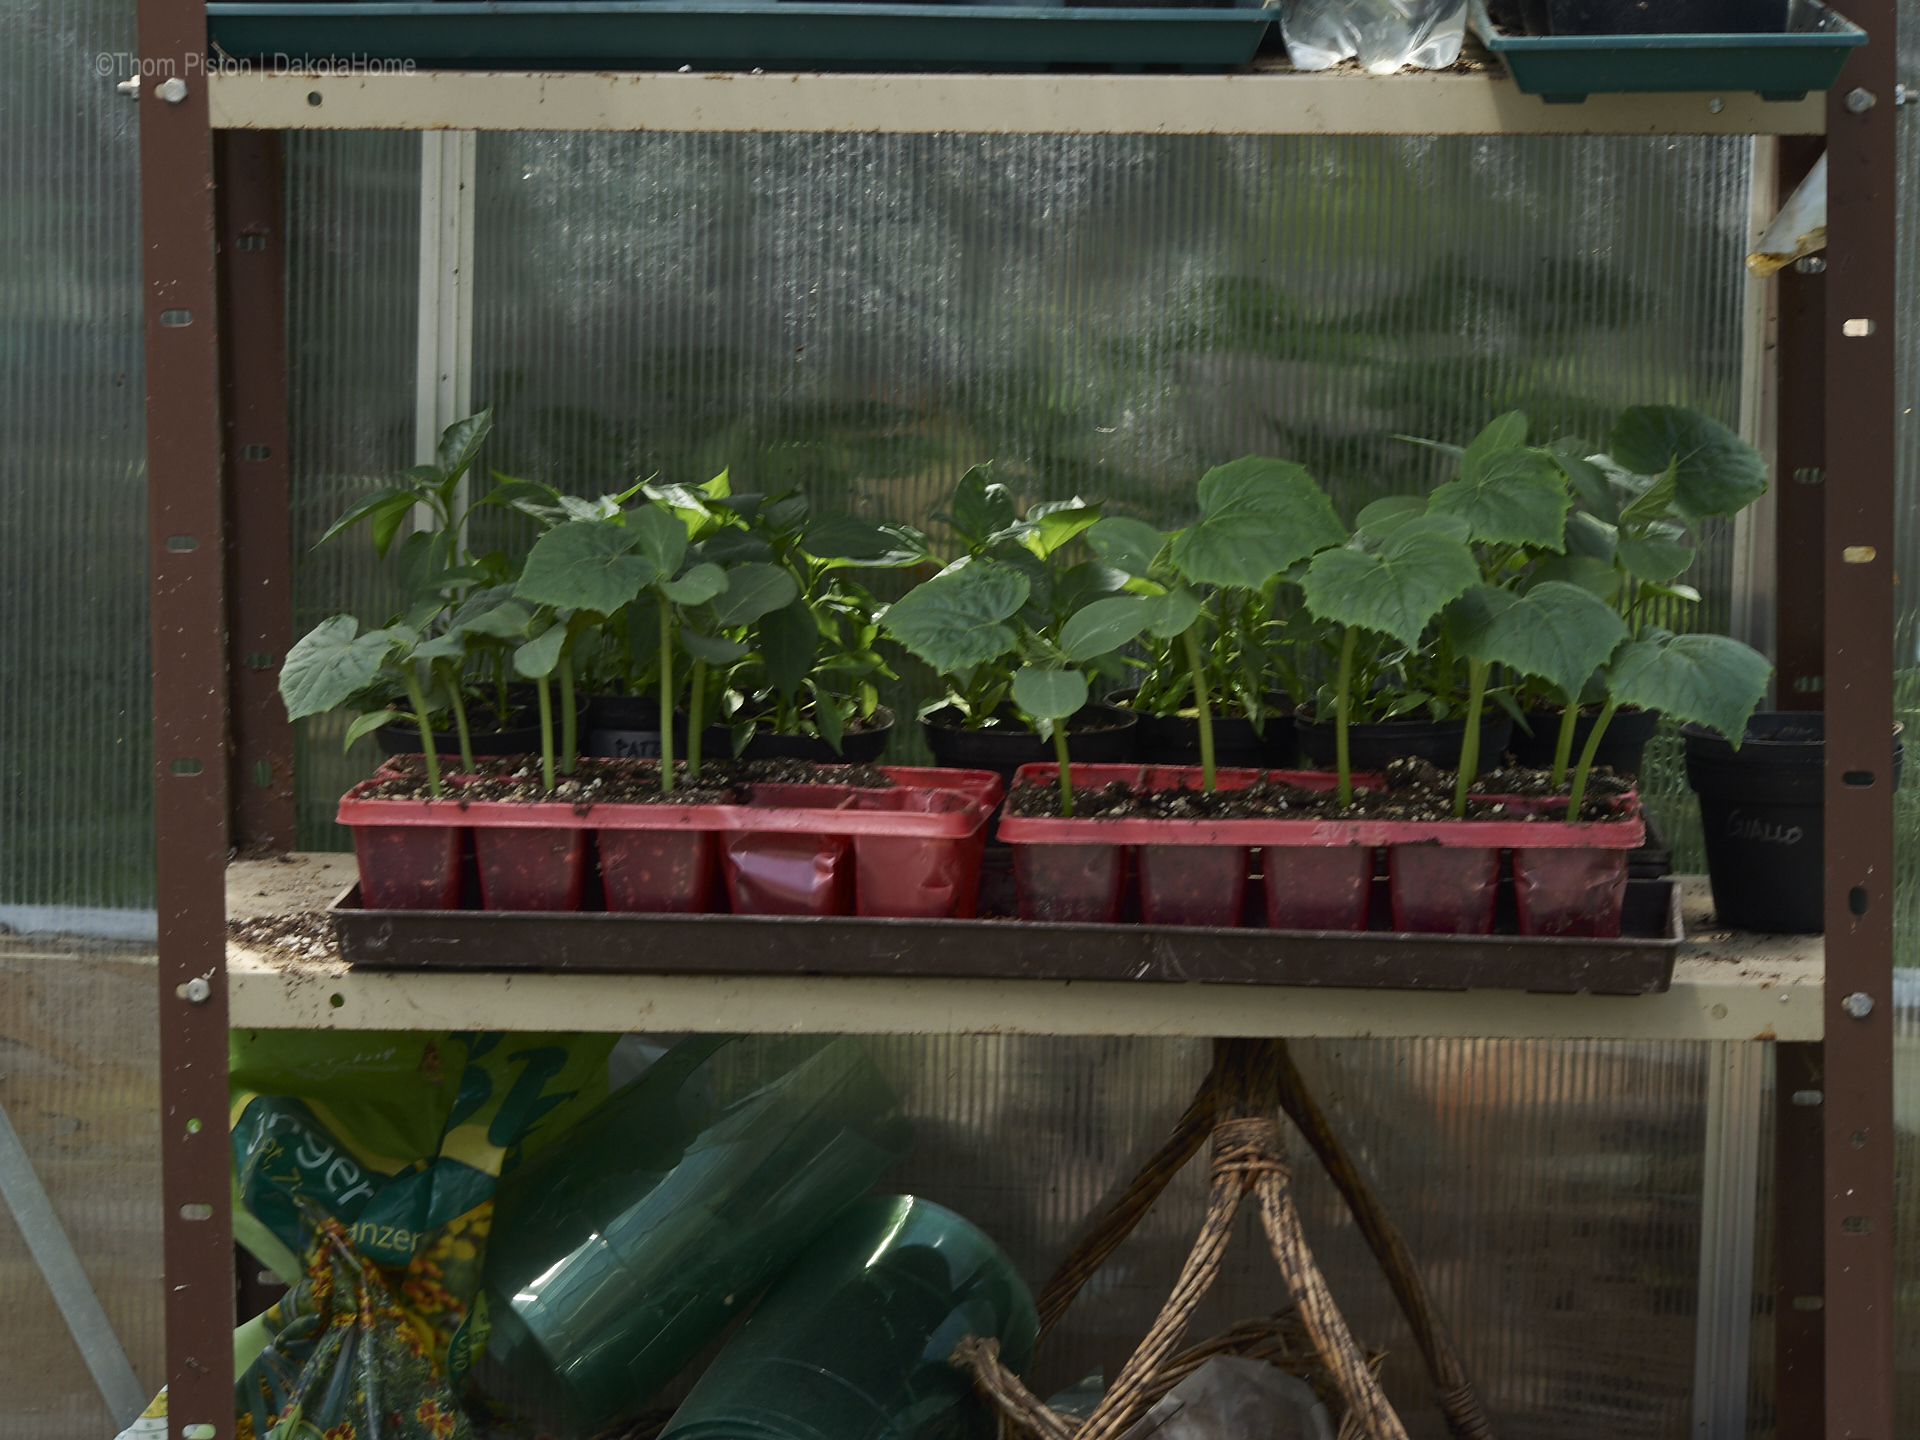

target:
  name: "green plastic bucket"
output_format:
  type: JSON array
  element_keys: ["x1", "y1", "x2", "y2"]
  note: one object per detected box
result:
[
  {"x1": 1471, "y1": 0, "x2": 1865, "y2": 101},
  {"x1": 661, "y1": 1194, "x2": 1039, "y2": 1440},
  {"x1": 483, "y1": 1037, "x2": 913, "y2": 1432}
]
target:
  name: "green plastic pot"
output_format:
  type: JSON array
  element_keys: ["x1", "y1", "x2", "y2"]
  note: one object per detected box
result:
[
  {"x1": 662, "y1": 1194, "x2": 1039, "y2": 1440},
  {"x1": 483, "y1": 1036, "x2": 913, "y2": 1431}
]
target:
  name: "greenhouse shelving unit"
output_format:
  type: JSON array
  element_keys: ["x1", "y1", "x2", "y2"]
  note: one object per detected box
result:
[{"x1": 132, "y1": 3, "x2": 1897, "y2": 1435}]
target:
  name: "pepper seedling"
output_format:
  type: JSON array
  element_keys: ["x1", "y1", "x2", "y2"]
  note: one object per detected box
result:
[{"x1": 1086, "y1": 456, "x2": 1346, "y2": 792}]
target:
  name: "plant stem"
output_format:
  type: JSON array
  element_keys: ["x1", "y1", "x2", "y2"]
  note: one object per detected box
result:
[
  {"x1": 688, "y1": 658, "x2": 707, "y2": 781},
  {"x1": 402, "y1": 666, "x2": 443, "y2": 800},
  {"x1": 559, "y1": 651, "x2": 578, "y2": 776},
  {"x1": 1179, "y1": 623, "x2": 1218, "y2": 794},
  {"x1": 1334, "y1": 626, "x2": 1358, "y2": 808},
  {"x1": 1453, "y1": 658, "x2": 1487, "y2": 820},
  {"x1": 495, "y1": 658, "x2": 509, "y2": 734},
  {"x1": 1550, "y1": 700, "x2": 1580, "y2": 788},
  {"x1": 1052, "y1": 723, "x2": 1075, "y2": 818},
  {"x1": 443, "y1": 663, "x2": 475, "y2": 774},
  {"x1": 658, "y1": 597, "x2": 675, "y2": 795},
  {"x1": 1565, "y1": 698, "x2": 1619, "y2": 824},
  {"x1": 536, "y1": 677, "x2": 555, "y2": 793}
]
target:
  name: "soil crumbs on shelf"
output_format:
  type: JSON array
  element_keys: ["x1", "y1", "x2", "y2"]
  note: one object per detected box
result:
[
  {"x1": 1006, "y1": 758, "x2": 1634, "y2": 823},
  {"x1": 364, "y1": 754, "x2": 893, "y2": 807}
]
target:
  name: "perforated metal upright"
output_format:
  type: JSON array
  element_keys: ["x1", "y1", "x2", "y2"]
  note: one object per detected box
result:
[{"x1": 135, "y1": 4, "x2": 1899, "y2": 1433}]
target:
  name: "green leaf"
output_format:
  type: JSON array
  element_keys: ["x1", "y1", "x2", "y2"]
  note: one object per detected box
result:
[
  {"x1": 758, "y1": 597, "x2": 820, "y2": 698},
  {"x1": 512, "y1": 623, "x2": 567, "y2": 680},
  {"x1": 1564, "y1": 512, "x2": 1618, "y2": 562},
  {"x1": 475, "y1": 475, "x2": 562, "y2": 515},
  {"x1": 1446, "y1": 581, "x2": 1628, "y2": 703},
  {"x1": 698, "y1": 527, "x2": 773, "y2": 566},
  {"x1": 1428, "y1": 442, "x2": 1570, "y2": 551},
  {"x1": 1053, "y1": 559, "x2": 1130, "y2": 618},
  {"x1": 707, "y1": 562, "x2": 798, "y2": 627},
  {"x1": 680, "y1": 628, "x2": 750, "y2": 664},
  {"x1": 803, "y1": 514, "x2": 912, "y2": 562},
  {"x1": 319, "y1": 486, "x2": 420, "y2": 556},
  {"x1": 342, "y1": 709, "x2": 397, "y2": 752},
  {"x1": 1012, "y1": 665, "x2": 1089, "y2": 722},
  {"x1": 1617, "y1": 464, "x2": 1679, "y2": 529},
  {"x1": 627, "y1": 502, "x2": 689, "y2": 578},
  {"x1": 945, "y1": 466, "x2": 1017, "y2": 548},
  {"x1": 436, "y1": 409, "x2": 493, "y2": 482},
  {"x1": 1526, "y1": 555, "x2": 1622, "y2": 602},
  {"x1": 1171, "y1": 457, "x2": 1348, "y2": 589},
  {"x1": 1617, "y1": 533, "x2": 1696, "y2": 584},
  {"x1": 279, "y1": 617, "x2": 397, "y2": 720},
  {"x1": 1086, "y1": 517, "x2": 1169, "y2": 579},
  {"x1": 516, "y1": 521, "x2": 656, "y2": 616},
  {"x1": 879, "y1": 560, "x2": 1030, "y2": 673},
  {"x1": 1609, "y1": 406, "x2": 1767, "y2": 520},
  {"x1": 1059, "y1": 595, "x2": 1151, "y2": 662},
  {"x1": 659, "y1": 562, "x2": 728, "y2": 606},
  {"x1": 1606, "y1": 631, "x2": 1772, "y2": 739},
  {"x1": 411, "y1": 633, "x2": 467, "y2": 664},
  {"x1": 1549, "y1": 440, "x2": 1619, "y2": 524},
  {"x1": 457, "y1": 601, "x2": 535, "y2": 641},
  {"x1": 1469, "y1": 411, "x2": 1531, "y2": 452},
  {"x1": 1022, "y1": 499, "x2": 1101, "y2": 559},
  {"x1": 1353, "y1": 496, "x2": 1428, "y2": 543},
  {"x1": 1140, "y1": 587, "x2": 1205, "y2": 639},
  {"x1": 1300, "y1": 527, "x2": 1480, "y2": 649}
]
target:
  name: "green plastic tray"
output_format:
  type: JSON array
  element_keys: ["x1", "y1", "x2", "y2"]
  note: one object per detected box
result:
[
  {"x1": 205, "y1": 2, "x2": 1279, "y2": 72},
  {"x1": 1470, "y1": 0, "x2": 1864, "y2": 102}
]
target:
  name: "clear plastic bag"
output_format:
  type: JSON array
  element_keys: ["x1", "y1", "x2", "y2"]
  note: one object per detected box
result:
[
  {"x1": 1117, "y1": 1356, "x2": 1337, "y2": 1440},
  {"x1": 1278, "y1": 0, "x2": 1467, "y2": 72}
]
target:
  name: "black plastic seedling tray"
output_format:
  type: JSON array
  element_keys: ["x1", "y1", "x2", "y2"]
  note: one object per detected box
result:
[
  {"x1": 206, "y1": 2, "x2": 1280, "y2": 72},
  {"x1": 1470, "y1": 0, "x2": 1864, "y2": 101},
  {"x1": 329, "y1": 875, "x2": 1683, "y2": 994}
]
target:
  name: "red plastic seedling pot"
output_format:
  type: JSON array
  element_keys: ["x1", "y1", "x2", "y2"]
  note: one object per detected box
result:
[
  {"x1": 1261, "y1": 846, "x2": 1373, "y2": 932},
  {"x1": 1386, "y1": 844, "x2": 1501, "y2": 934},
  {"x1": 1512, "y1": 846, "x2": 1631, "y2": 937},
  {"x1": 722, "y1": 830, "x2": 855, "y2": 916},
  {"x1": 1011, "y1": 842, "x2": 1127, "y2": 923},
  {"x1": 1136, "y1": 845, "x2": 1248, "y2": 928},
  {"x1": 351, "y1": 824, "x2": 464, "y2": 910},
  {"x1": 474, "y1": 827, "x2": 591, "y2": 912},
  {"x1": 845, "y1": 788, "x2": 990, "y2": 920},
  {"x1": 598, "y1": 830, "x2": 718, "y2": 914}
]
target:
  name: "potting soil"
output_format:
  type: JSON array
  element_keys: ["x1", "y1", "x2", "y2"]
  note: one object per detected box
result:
[{"x1": 365, "y1": 754, "x2": 895, "y2": 806}]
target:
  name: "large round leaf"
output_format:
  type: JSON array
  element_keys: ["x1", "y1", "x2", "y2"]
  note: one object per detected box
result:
[
  {"x1": 659, "y1": 562, "x2": 729, "y2": 607},
  {"x1": 1300, "y1": 527, "x2": 1479, "y2": 649},
  {"x1": 512, "y1": 622, "x2": 568, "y2": 680},
  {"x1": 516, "y1": 520, "x2": 657, "y2": 616},
  {"x1": 1012, "y1": 665, "x2": 1089, "y2": 721},
  {"x1": 627, "y1": 502, "x2": 690, "y2": 578},
  {"x1": 1170, "y1": 457, "x2": 1348, "y2": 589},
  {"x1": 1445, "y1": 580, "x2": 1627, "y2": 703},
  {"x1": 279, "y1": 617, "x2": 397, "y2": 720},
  {"x1": 1609, "y1": 406, "x2": 1767, "y2": 520},
  {"x1": 1606, "y1": 631, "x2": 1772, "y2": 740},
  {"x1": 1427, "y1": 427, "x2": 1570, "y2": 551},
  {"x1": 879, "y1": 560, "x2": 1030, "y2": 673},
  {"x1": 757, "y1": 597, "x2": 820, "y2": 698}
]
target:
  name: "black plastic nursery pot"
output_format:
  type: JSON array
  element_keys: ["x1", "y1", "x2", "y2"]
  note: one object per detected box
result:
[
  {"x1": 1509, "y1": 704, "x2": 1661, "y2": 778},
  {"x1": 1103, "y1": 688, "x2": 1296, "y2": 770},
  {"x1": 589, "y1": 695, "x2": 895, "y2": 764},
  {"x1": 921, "y1": 705, "x2": 1138, "y2": 793},
  {"x1": 1684, "y1": 712, "x2": 1902, "y2": 934},
  {"x1": 1528, "y1": 0, "x2": 1786, "y2": 36},
  {"x1": 375, "y1": 701, "x2": 563, "y2": 761},
  {"x1": 1294, "y1": 710, "x2": 1514, "y2": 775}
]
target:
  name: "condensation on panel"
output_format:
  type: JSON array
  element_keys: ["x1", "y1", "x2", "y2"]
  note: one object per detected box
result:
[
  {"x1": 0, "y1": 0, "x2": 152, "y2": 910},
  {"x1": 458, "y1": 132, "x2": 1750, "y2": 854},
  {"x1": 712, "y1": 1035, "x2": 1708, "y2": 1440},
  {"x1": 284, "y1": 132, "x2": 421, "y2": 849}
]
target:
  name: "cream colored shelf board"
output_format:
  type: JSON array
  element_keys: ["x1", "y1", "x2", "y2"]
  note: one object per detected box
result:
[
  {"x1": 207, "y1": 68, "x2": 1825, "y2": 137},
  {"x1": 226, "y1": 855, "x2": 1822, "y2": 1041}
]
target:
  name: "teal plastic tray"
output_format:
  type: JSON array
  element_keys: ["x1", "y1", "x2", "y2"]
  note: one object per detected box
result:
[
  {"x1": 1470, "y1": 0, "x2": 1864, "y2": 102},
  {"x1": 205, "y1": 2, "x2": 1279, "y2": 72}
]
